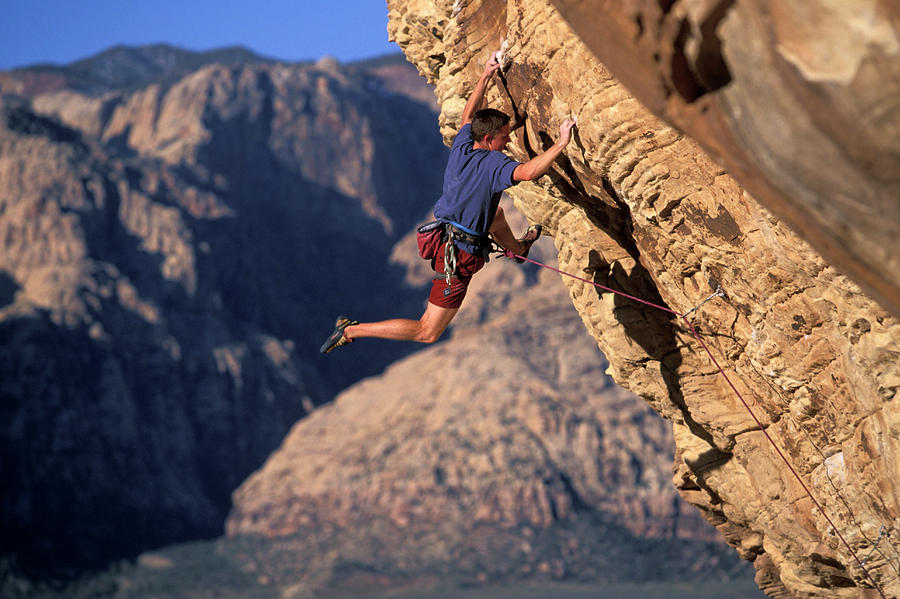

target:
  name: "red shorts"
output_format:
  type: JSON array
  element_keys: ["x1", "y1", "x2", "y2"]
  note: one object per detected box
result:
[{"x1": 428, "y1": 242, "x2": 486, "y2": 309}]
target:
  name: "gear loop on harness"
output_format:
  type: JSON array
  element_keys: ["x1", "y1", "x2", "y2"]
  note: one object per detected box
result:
[
  {"x1": 441, "y1": 235, "x2": 459, "y2": 285},
  {"x1": 436, "y1": 221, "x2": 494, "y2": 285},
  {"x1": 418, "y1": 219, "x2": 491, "y2": 284}
]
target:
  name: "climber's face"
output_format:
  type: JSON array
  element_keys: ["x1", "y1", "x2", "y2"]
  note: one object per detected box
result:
[{"x1": 485, "y1": 123, "x2": 512, "y2": 151}]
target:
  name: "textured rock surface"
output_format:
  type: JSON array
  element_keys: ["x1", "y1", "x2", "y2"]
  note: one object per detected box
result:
[
  {"x1": 553, "y1": 0, "x2": 900, "y2": 319},
  {"x1": 386, "y1": 1, "x2": 899, "y2": 598},
  {"x1": 0, "y1": 49, "x2": 446, "y2": 572}
]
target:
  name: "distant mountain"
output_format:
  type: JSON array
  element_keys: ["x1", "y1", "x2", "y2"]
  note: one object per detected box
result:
[
  {"x1": 1, "y1": 44, "x2": 276, "y2": 95},
  {"x1": 0, "y1": 46, "x2": 445, "y2": 576},
  {"x1": 0, "y1": 44, "x2": 420, "y2": 99},
  {"x1": 1, "y1": 218, "x2": 755, "y2": 599}
]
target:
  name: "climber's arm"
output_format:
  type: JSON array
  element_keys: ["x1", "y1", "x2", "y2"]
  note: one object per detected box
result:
[
  {"x1": 461, "y1": 53, "x2": 501, "y2": 127},
  {"x1": 513, "y1": 118, "x2": 576, "y2": 181}
]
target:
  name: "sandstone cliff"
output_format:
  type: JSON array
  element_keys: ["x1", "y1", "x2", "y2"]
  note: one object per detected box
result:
[
  {"x1": 383, "y1": 1, "x2": 899, "y2": 598},
  {"x1": 549, "y1": 0, "x2": 900, "y2": 320}
]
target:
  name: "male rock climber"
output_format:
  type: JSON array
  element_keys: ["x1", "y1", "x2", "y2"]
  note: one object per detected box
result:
[{"x1": 320, "y1": 52, "x2": 576, "y2": 353}]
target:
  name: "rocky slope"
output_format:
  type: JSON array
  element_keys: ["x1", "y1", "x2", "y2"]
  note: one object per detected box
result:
[
  {"x1": 385, "y1": 1, "x2": 900, "y2": 598},
  {"x1": 0, "y1": 48, "x2": 447, "y2": 573},
  {"x1": 226, "y1": 230, "x2": 751, "y2": 595}
]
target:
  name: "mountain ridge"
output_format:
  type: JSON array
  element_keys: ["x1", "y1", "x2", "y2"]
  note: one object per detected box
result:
[
  {"x1": 0, "y1": 44, "x2": 414, "y2": 98},
  {"x1": 0, "y1": 47, "x2": 446, "y2": 576}
]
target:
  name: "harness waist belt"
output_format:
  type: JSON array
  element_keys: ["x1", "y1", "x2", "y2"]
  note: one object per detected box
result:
[{"x1": 446, "y1": 222, "x2": 490, "y2": 250}]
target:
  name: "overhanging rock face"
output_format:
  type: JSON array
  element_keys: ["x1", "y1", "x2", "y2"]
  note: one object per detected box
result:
[
  {"x1": 387, "y1": 1, "x2": 900, "y2": 597},
  {"x1": 548, "y1": 0, "x2": 900, "y2": 321}
]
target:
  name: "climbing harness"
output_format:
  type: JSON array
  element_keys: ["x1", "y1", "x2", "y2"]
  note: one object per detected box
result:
[
  {"x1": 446, "y1": 221, "x2": 492, "y2": 254},
  {"x1": 417, "y1": 220, "x2": 493, "y2": 290},
  {"x1": 501, "y1": 247, "x2": 890, "y2": 599}
]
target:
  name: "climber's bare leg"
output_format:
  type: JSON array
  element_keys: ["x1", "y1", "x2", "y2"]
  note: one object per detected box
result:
[{"x1": 344, "y1": 302, "x2": 458, "y2": 344}]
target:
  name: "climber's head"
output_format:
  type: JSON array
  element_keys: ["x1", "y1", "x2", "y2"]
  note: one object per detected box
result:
[{"x1": 472, "y1": 108, "x2": 512, "y2": 151}]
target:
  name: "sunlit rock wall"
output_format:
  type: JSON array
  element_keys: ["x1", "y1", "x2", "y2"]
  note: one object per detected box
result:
[{"x1": 387, "y1": 1, "x2": 899, "y2": 597}]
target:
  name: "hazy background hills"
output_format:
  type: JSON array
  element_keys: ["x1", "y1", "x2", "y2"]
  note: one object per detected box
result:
[
  {"x1": 0, "y1": 45, "x2": 447, "y2": 574},
  {"x1": 1, "y1": 44, "x2": 762, "y2": 598}
]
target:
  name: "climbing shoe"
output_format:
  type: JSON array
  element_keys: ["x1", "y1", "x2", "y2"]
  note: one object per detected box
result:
[
  {"x1": 515, "y1": 224, "x2": 542, "y2": 263},
  {"x1": 320, "y1": 316, "x2": 358, "y2": 354}
]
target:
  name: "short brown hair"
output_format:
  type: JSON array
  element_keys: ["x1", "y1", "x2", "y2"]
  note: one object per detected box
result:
[{"x1": 471, "y1": 108, "x2": 510, "y2": 141}]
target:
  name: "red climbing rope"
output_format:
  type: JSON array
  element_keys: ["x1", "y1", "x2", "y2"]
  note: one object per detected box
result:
[{"x1": 503, "y1": 248, "x2": 887, "y2": 598}]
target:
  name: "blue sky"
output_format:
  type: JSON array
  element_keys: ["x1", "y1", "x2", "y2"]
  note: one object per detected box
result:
[{"x1": 0, "y1": 0, "x2": 399, "y2": 70}]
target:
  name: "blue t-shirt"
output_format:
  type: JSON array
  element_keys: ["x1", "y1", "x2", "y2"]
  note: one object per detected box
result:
[{"x1": 432, "y1": 123, "x2": 520, "y2": 253}]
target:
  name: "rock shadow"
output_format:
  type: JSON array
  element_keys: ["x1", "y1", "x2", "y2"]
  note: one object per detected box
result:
[
  {"x1": 520, "y1": 124, "x2": 718, "y2": 447},
  {"x1": 0, "y1": 271, "x2": 18, "y2": 309},
  {"x1": 587, "y1": 249, "x2": 716, "y2": 447},
  {"x1": 0, "y1": 309, "x2": 219, "y2": 579}
]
